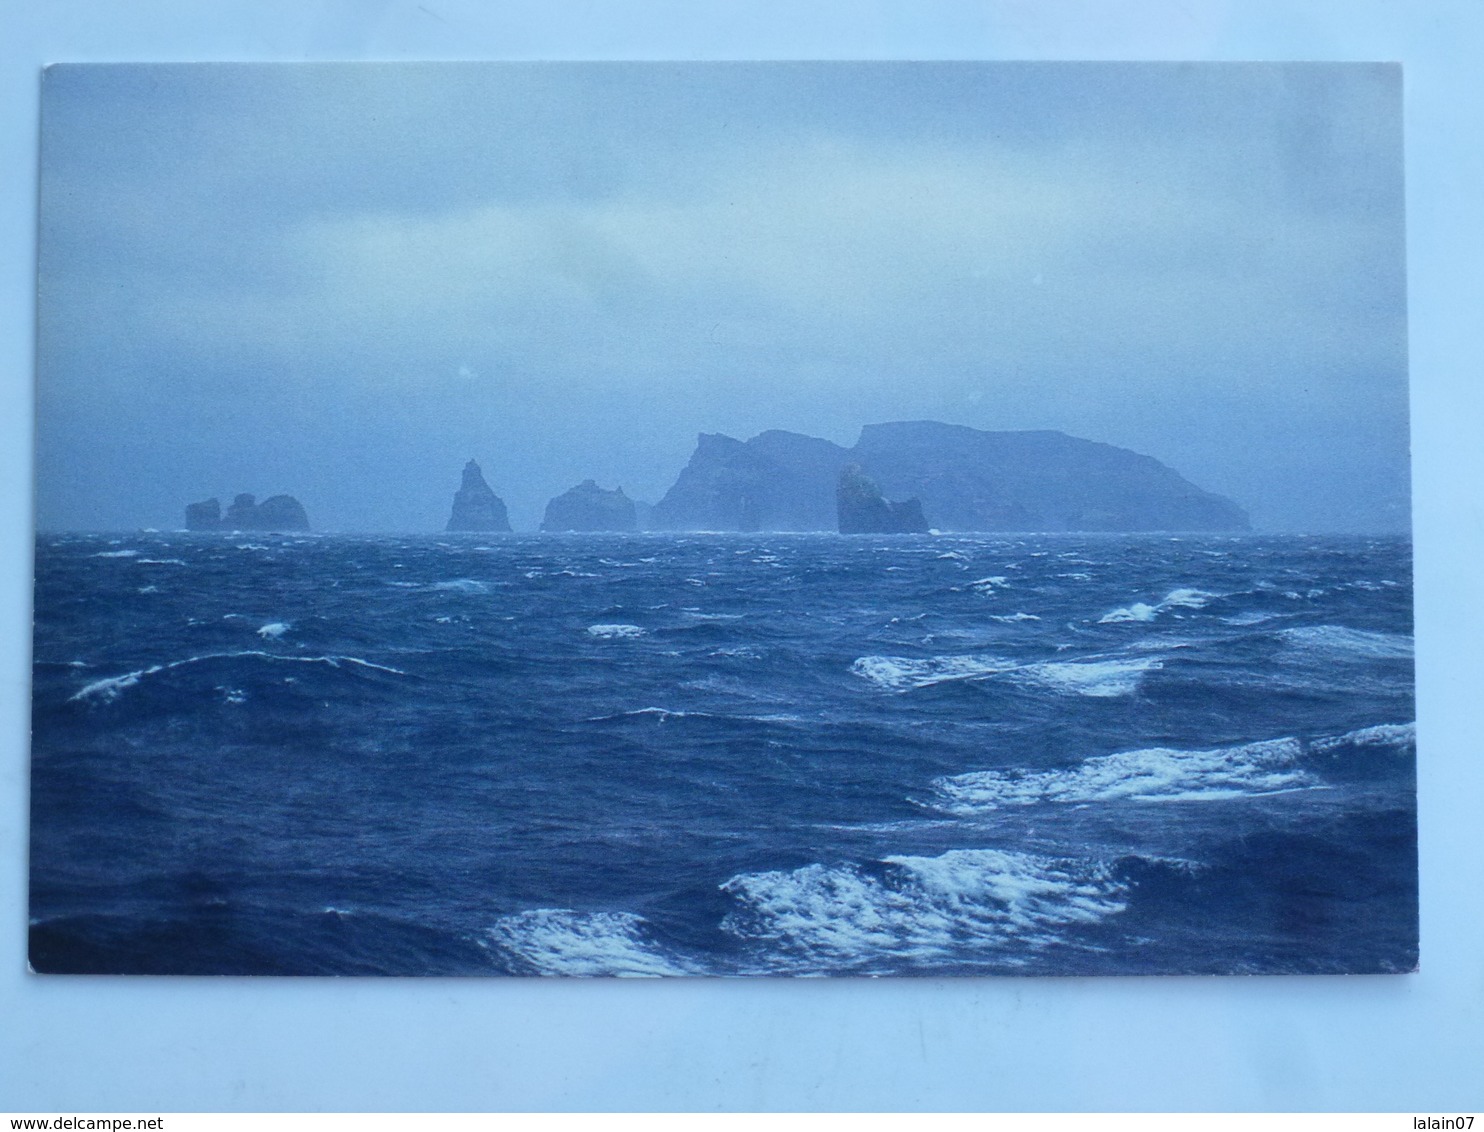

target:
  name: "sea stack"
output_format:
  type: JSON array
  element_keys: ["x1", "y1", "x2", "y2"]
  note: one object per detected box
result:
[
  {"x1": 446, "y1": 459, "x2": 512, "y2": 532},
  {"x1": 541, "y1": 480, "x2": 638, "y2": 532},
  {"x1": 837, "y1": 464, "x2": 930, "y2": 533},
  {"x1": 185, "y1": 493, "x2": 310, "y2": 531},
  {"x1": 185, "y1": 498, "x2": 222, "y2": 530}
]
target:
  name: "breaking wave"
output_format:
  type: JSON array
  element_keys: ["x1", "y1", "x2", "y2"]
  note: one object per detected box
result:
[
  {"x1": 850, "y1": 653, "x2": 1017, "y2": 692},
  {"x1": 1278, "y1": 625, "x2": 1413, "y2": 660},
  {"x1": 851, "y1": 652, "x2": 1158, "y2": 697},
  {"x1": 1099, "y1": 588, "x2": 1215, "y2": 624},
  {"x1": 721, "y1": 848, "x2": 1128, "y2": 970},
  {"x1": 69, "y1": 651, "x2": 408, "y2": 703},
  {"x1": 587, "y1": 623, "x2": 647, "y2": 639},
  {"x1": 1310, "y1": 722, "x2": 1416, "y2": 754},
  {"x1": 932, "y1": 737, "x2": 1312, "y2": 812},
  {"x1": 1013, "y1": 656, "x2": 1161, "y2": 698},
  {"x1": 486, "y1": 909, "x2": 692, "y2": 976}
]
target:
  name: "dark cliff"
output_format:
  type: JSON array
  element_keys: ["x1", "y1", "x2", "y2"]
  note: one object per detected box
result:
[
  {"x1": 652, "y1": 421, "x2": 1249, "y2": 532},
  {"x1": 446, "y1": 459, "x2": 512, "y2": 532},
  {"x1": 649, "y1": 431, "x2": 850, "y2": 531},
  {"x1": 541, "y1": 480, "x2": 638, "y2": 532},
  {"x1": 837, "y1": 464, "x2": 930, "y2": 534},
  {"x1": 853, "y1": 421, "x2": 1249, "y2": 532}
]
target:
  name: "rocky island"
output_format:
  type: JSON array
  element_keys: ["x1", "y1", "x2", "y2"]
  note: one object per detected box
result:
[
  {"x1": 836, "y1": 464, "x2": 930, "y2": 534},
  {"x1": 541, "y1": 480, "x2": 638, "y2": 532},
  {"x1": 650, "y1": 421, "x2": 1249, "y2": 532},
  {"x1": 185, "y1": 493, "x2": 310, "y2": 531},
  {"x1": 446, "y1": 459, "x2": 511, "y2": 532}
]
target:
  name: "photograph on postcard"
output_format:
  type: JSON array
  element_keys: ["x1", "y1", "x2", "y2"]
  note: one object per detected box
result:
[{"x1": 29, "y1": 62, "x2": 1415, "y2": 976}]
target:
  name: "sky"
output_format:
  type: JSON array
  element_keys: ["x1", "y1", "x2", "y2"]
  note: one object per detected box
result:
[{"x1": 35, "y1": 61, "x2": 1410, "y2": 532}]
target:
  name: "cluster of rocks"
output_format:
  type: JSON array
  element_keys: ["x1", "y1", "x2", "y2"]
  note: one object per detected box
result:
[
  {"x1": 181, "y1": 422, "x2": 1251, "y2": 535},
  {"x1": 185, "y1": 493, "x2": 310, "y2": 531}
]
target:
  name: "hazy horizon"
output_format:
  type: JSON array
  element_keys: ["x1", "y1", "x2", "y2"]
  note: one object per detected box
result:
[{"x1": 36, "y1": 62, "x2": 1410, "y2": 534}]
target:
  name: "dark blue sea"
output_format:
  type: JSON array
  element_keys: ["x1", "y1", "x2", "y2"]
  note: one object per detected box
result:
[{"x1": 30, "y1": 532, "x2": 1416, "y2": 976}]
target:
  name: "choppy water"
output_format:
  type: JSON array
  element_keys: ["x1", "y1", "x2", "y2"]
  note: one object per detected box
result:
[{"x1": 30, "y1": 532, "x2": 1416, "y2": 975}]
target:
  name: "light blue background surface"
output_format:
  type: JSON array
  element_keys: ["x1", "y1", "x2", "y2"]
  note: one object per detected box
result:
[{"x1": 2, "y1": 0, "x2": 1481, "y2": 1113}]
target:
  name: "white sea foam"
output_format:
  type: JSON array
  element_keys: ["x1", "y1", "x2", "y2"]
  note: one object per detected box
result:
[
  {"x1": 989, "y1": 613, "x2": 1041, "y2": 623},
  {"x1": 1310, "y1": 722, "x2": 1416, "y2": 754},
  {"x1": 850, "y1": 653, "x2": 1017, "y2": 692},
  {"x1": 137, "y1": 557, "x2": 187, "y2": 566},
  {"x1": 69, "y1": 651, "x2": 407, "y2": 702},
  {"x1": 487, "y1": 909, "x2": 691, "y2": 976},
  {"x1": 1101, "y1": 602, "x2": 1157, "y2": 623},
  {"x1": 721, "y1": 848, "x2": 1127, "y2": 967},
  {"x1": 587, "y1": 623, "x2": 646, "y2": 639},
  {"x1": 932, "y1": 736, "x2": 1310, "y2": 812},
  {"x1": 617, "y1": 706, "x2": 690, "y2": 721},
  {"x1": 851, "y1": 652, "x2": 1155, "y2": 697},
  {"x1": 1100, "y1": 588, "x2": 1215, "y2": 624},
  {"x1": 72, "y1": 667, "x2": 162, "y2": 702},
  {"x1": 432, "y1": 578, "x2": 488, "y2": 593},
  {"x1": 257, "y1": 622, "x2": 289, "y2": 639},
  {"x1": 954, "y1": 575, "x2": 1007, "y2": 593},
  {"x1": 1015, "y1": 656, "x2": 1161, "y2": 698},
  {"x1": 1279, "y1": 625, "x2": 1413, "y2": 659},
  {"x1": 91, "y1": 549, "x2": 139, "y2": 558}
]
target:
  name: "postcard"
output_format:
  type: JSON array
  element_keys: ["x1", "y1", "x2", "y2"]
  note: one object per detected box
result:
[{"x1": 29, "y1": 62, "x2": 1414, "y2": 976}]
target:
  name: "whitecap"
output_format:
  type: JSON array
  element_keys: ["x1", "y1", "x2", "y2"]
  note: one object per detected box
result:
[
  {"x1": 607, "y1": 706, "x2": 689, "y2": 721},
  {"x1": 1015, "y1": 656, "x2": 1161, "y2": 698},
  {"x1": 256, "y1": 622, "x2": 289, "y2": 639},
  {"x1": 988, "y1": 613, "x2": 1041, "y2": 623},
  {"x1": 432, "y1": 578, "x2": 488, "y2": 593},
  {"x1": 1099, "y1": 588, "x2": 1214, "y2": 624},
  {"x1": 71, "y1": 667, "x2": 162, "y2": 703},
  {"x1": 1279, "y1": 625, "x2": 1413, "y2": 659},
  {"x1": 587, "y1": 624, "x2": 646, "y2": 639},
  {"x1": 721, "y1": 848, "x2": 1127, "y2": 968},
  {"x1": 137, "y1": 557, "x2": 187, "y2": 566},
  {"x1": 850, "y1": 653, "x2": 1017, "y2": 692},
  {"x1": 68, "y1": 651, "x2": 407, "y2": 703},
  {"x1": 91, "y1": 549, "x2": 139, "y2": 558},
  {"x1": 933, "y1": 736, "x2": 1310, "y2": 812},
  {"x1": 1100, "y1": 603, "x2": 1157, "y2": 623},
  {"x1": 488, "y1": 909, "x2": 692, "y2": 976},
  {"x1": 1310, "y1": 722, "x2": 1416, "y2": 754},
  {"x1": 953, "y1": 575, "x2": 1007, "y2": 594}
]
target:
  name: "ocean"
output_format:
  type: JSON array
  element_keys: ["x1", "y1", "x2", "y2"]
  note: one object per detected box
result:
[{"x1": 29, "y1": 531, "x2": 1417, "y2": 976}]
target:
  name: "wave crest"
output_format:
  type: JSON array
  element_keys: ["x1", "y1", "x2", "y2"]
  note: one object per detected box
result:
[
  {"x1": 487, "y1": 909, "x2": 691, "y2": 976},
  {"x1": 721, "y1": 848, "x2": 1127, "y2": 970},
  {"x1": 1100, "y1": 588, "x2": 1215, "y2": 624},
  {"x1": 932, "y1": 737, "x2": 1310, "y2": 812}
]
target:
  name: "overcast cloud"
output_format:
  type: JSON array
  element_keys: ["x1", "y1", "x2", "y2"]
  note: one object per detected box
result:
[{"x1": 36, "y1": 62, "x2": 1408, "y2": 531}]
